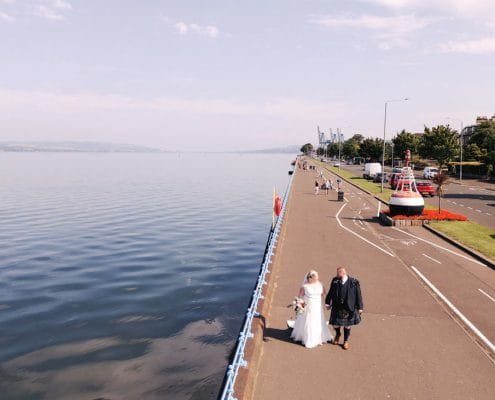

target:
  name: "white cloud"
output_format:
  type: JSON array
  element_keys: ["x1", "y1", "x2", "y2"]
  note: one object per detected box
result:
[
  {"x1": 173, "y1": 21, "x2": 220, "y2": 38},
  {"x1": 160, "y1": 15, "x2": 220, "y2": 38},
  {"x1": 0, "y1": 89, "x2": 348, "y2": 149},
  {"x1": 308, "y1": 13, "x2": 434, "y2": 49},
  {"x1": 440, "y1": 36, "x2": 495, "y2": 54},
  {"x1": 31, "y1": 0, "x2": 72, "y2": 21},
  {"x1": 0, "y1": 11, "x2": 14, "y2": 21},
  {"x1": 308, "y1": 13, "x2": 429, "y2": 33},
  {"x1": 364, "y1": 0, "x2": 495, "y2": 26},
  {"x1": 0, "y1": 89, "x2": 345, "y2": 120}
]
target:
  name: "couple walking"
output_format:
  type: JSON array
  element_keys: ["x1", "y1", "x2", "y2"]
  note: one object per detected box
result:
[{"x1": 291, "y1": 267, "x2": 363, "y2": 350}]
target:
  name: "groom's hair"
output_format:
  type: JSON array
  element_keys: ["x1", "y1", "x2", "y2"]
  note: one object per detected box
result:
[{"x1": 336, "y1": 267, "x2": 346, "y2": 273}]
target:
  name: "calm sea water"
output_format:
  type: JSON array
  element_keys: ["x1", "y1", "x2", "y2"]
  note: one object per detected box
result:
[{"x1": 0, "y1": 152, "x2": 293, "y2": 400}]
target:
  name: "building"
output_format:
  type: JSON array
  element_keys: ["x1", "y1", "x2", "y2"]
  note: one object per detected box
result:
[{"x1": 461, "y1": 114, "x2": 495, "y2": 145}]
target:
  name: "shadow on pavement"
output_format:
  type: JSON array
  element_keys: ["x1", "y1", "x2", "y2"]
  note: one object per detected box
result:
[{"x1": 263, "y1": 327, "x2": 296, "y2": 345}]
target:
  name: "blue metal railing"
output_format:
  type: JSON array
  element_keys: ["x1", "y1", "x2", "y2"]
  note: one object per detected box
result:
[{"x1": 219, "y1": 166, "x2": 296, "y2": 400}]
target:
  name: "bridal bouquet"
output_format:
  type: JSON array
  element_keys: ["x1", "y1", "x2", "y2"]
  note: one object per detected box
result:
[{"x1": 291, "y1": 297, "x2": 305, "y2": 314}]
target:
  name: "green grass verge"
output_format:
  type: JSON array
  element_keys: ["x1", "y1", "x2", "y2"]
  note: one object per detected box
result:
[
  {"x1": 431, "y1": 221, "x2": 495, "y2": 261},
  {"x1": 314, "y1": 161, "x2": 393, "y2": 201}
]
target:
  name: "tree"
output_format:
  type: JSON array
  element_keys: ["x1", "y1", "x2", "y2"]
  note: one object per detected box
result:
[
  {"x1": 300, "y1": 143, "x2": 313, "y2": 155},
  {"x1": 342, "y1": 137, "x2": 361, "y2": 158},
  {"x1": 419, "y1": 125, "x2": 460, "y2": 168},
  {"x1": 463, "y1": 143, "x2": 486, "y2": 162},
  {"x1": 470, "y1": 121, "x2": 495, "y2": 176},
  {"x1": 392, "y1": 130, "x2": 420, "y2": 160},
  {"x1": 360, "y1": 137, "x2": 384, "y2": 161},
  {"x1": 432, "y1": 171, "x2": 450, "y2": 212},
  {"x1": 326, "y1": 143, "x2": 339, "y2": 157},
  {"x1": 349, "y1": 134, "x2": 364, "y2": 143}
]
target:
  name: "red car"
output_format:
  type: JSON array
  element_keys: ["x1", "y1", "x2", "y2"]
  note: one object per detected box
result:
[
  {"x1": 416, "y1": 181, "x2": 436, "y2": 197},
  {"x1": 390, "y1": 173, "x2": 401, "y2": 189}
]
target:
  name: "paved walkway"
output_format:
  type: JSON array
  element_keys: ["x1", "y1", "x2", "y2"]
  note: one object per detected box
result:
[{"x1": 245, "y1": 164, "x2": 495, "y2": 400}]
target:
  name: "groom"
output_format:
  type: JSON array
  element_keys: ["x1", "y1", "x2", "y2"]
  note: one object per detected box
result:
[{"x1": 325, "y1": 267, "x2": 363, "y2": 350}]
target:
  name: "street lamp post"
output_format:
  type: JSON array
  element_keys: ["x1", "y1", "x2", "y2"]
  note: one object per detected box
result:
[
  {"x1": 446, "y1": 117, "x2": 464, "y2": 181},
  {"x1": 391, "y1": 141, "x2": 394, "y2": 168},
  {"x1": 381, "y1": 98, "x2": 409, "y2": 192}
]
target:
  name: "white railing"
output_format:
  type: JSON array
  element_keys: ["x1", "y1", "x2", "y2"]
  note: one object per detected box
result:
[{"x1": 219, "y1": 166, "x2": 296, "y2": 400}]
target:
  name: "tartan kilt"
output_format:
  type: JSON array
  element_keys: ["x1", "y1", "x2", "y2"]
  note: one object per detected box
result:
[{"x1": 330, "y1": 308, "x2": 361, "y2": 327}]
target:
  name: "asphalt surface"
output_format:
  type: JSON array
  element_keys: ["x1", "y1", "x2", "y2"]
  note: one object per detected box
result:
[
  {"x1": 339, "y1": 164, "x2": 495, "y2": 229},
  {"x1": 245, "y1": 162, "x2": 495, "y2": 400}
]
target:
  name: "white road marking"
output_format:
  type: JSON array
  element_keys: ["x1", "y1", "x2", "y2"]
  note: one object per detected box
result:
[
  {"x1": 392, "y1": 228, "x2": 486, "y2": 267},
  {"x1": 478, "y1": 288, "x2": 495, "y2": 303},
  {"x1": 467, "y1": 206, "x2": 473, "y2": 210},
  {"x1": 336, "y1": 203, "x2": 395, "y2": 257},
  {"x1": 476, "y1": 209, "x2": 482, "y2": 213},
  {"x1": 451, "y1": 201, "x2": 457, "y2": 205},
  {"x1": 411, "y1": 266, "x2": 495, "y2": 354},
  {"x1": 422, "y1": 253, "x2": 442, "y2": 264},
  {"x1": 459, "y1": 204, "x2": 464, "y2": 207},
  {"x1": 487, "y1": 213, "x2": 492, "y2": 216}
]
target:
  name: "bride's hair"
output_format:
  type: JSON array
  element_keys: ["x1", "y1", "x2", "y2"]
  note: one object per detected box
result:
[{"x1": 306, "y1": 270, "x2": 318, "y2": 281}]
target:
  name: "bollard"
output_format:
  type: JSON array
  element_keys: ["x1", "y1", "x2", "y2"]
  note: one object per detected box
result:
[{"x1": 337, "y1": 191, "x2": 344, "y2": 202}]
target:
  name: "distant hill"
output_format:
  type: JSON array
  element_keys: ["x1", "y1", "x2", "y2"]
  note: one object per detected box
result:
[
  {"x1": 0, "y1": 141, "x2": 166, "y2": 153},
  {"x1": 238, "y1": 145, "x2": 300, "y2": 154}
]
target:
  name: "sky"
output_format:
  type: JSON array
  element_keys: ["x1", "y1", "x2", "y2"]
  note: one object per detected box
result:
[{"x1": 0, "y1": 0, "x2": 494, "y2": 151}]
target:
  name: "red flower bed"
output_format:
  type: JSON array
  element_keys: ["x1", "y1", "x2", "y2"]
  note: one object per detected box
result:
[{"x1": 388, "y1": 209, "x2": 467, "y2": 221}]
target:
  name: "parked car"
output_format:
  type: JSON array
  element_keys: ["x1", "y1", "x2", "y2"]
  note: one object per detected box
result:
[
  {"x1": 392, "y1": 167, "x2": 402, "y2": 173},
  {"x1": 373, "y1": 172, "x2": 388, "y2": 183},
  {"x1": 363, "y1": 162, "x2": 382, "y2": 180},
  {"x1": 423, "y1": 167, "x2": 439, "y2": 179},
  {"x1": 416, "y1": 182, "x2": 436, "y2": 197},
  {"x1": 320, "y1": 157, "x2": 327, "y2": 162},
  {"x1": 333, "y1": 162, "x2": 340, "y2": 167}
]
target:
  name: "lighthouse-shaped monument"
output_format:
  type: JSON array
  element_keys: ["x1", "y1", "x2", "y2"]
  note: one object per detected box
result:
[{"x1": 388, "y1": 149, "x2": 425, "y2": 216}]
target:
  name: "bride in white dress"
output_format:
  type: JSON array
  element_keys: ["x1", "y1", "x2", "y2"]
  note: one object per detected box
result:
[{"x1": 291, "y1": 270, "x2": 332, "y2": 348}]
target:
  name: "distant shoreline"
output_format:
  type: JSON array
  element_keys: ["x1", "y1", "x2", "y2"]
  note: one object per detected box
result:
[{"x1": 0, "y1": 141, "x2": 300, "y2": 154}]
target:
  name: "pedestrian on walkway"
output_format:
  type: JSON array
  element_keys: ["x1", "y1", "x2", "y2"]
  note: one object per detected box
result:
[
  {"x1": 324, "y1": 178, "x2": 331, "y2": 195},
  {"x1": 314, "y1": 179, "x2": 320, "y2": 195},
  {"x1": 325, "y1": 267, "x2": 363, "y2": 350}
]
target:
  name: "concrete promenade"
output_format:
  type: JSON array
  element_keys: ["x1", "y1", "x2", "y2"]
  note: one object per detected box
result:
[{"x1": 238, "y1": 161, "x2": 495, "y2": 400}]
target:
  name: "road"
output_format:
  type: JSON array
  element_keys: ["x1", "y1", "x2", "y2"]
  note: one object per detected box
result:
[
  {"x1": 244, "y1": 162, "x2": 495, "y2": 400},
  {"x1": 338, "y1": 163, "x2": 495, "y2": 229},
  {"x1": 337, "y1": 181, "x2": 495, "y2": 345}
]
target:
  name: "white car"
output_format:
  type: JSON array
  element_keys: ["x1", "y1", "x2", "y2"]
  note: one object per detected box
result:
[{"x1": 423, "y1": 167, "x2": 438, "y2": 179}]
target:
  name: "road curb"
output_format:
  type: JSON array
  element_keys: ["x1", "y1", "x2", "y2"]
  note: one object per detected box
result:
[{"x1": 423, "y1": 224, "x2": 495, "y2": 270}]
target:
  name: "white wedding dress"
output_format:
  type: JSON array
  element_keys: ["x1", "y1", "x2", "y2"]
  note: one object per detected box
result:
[{"x1": 291, "y1": 281, "x2": 332, "y2": 348}]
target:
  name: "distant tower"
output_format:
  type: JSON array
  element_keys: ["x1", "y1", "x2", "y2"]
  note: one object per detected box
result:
[{"x1": 317, "y1": 126, "x2": 326, "y2": 148}]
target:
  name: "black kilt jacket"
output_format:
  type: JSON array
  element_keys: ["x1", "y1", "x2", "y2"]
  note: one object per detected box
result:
[{"x1": 325, "y1": 276, "x2": 363, "y2": 311}]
